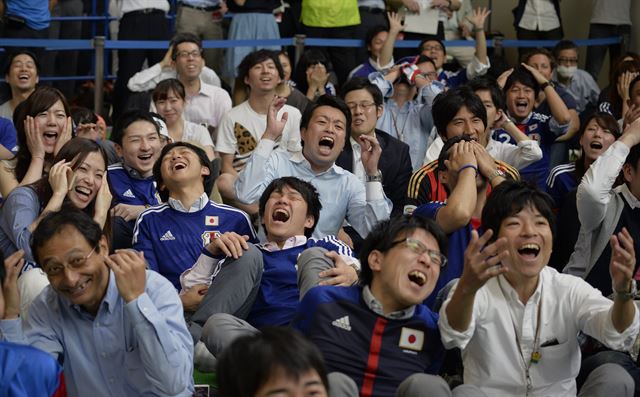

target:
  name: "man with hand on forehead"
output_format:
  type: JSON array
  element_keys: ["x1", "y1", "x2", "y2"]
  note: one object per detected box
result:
[{"x1": 439, "y1": 181, "x2": 638, "y2": 397}]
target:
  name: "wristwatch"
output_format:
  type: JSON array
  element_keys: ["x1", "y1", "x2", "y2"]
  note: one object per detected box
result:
[
  {"x1": 539, "y1": 81, "x2": 554, "y2": 90},
  {"x1": 488, "y1": 169, "x2": 505, "y2": 183},
  {"x1": 366, "y1": 170, "x2": 383, "y2": 183},
  {"x1": 613, "y1": 280, "x2": 637, "y2": 301}
]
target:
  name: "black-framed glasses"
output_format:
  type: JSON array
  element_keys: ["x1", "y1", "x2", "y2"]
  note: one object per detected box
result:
[
  {"x1": 390, "y1": 237, "x2": 447, "y2": 267},
  {"x1": 42, "y1": 246, "x2": 97, "y2": 277},
  {"x1": 346, "y1": 101, "x2": 377, "y2": 112},
  {"x1": 176, "y1": 50, "x2": 203, "y2": 59}
]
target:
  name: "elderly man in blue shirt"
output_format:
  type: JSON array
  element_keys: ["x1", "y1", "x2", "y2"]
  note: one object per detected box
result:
[{"x1": 0, "y1": 209, "x2": 193, "y2": 397}]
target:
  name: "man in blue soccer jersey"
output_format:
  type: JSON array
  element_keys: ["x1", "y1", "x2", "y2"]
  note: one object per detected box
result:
[
  {"x1": 132, "y1": 142, "x2": 256, "y2": 291},
  {"x1": 184, "y1": 177, "x2": 358, "y2": 347},
  {"x1": 492, "y1": 64, "x2": 571, "y2": 189},
  {"x1": 292, "y1": 215, "x2": 452, "y2": 397},
  {"x1": 108, "y1": 110, "x2": 164, "y2": 249}
]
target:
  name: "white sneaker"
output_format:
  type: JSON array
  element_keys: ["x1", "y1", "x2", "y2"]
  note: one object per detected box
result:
[{"x1": 194, "y1": 341, "x2": 217, "y2": 373}]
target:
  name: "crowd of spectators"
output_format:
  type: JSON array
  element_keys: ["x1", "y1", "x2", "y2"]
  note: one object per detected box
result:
[{"x1": 0, "y1": 0, "x2": 640, "y2": 396}]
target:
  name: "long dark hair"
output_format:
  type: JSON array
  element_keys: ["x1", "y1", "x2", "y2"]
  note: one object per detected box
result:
[
  {"x1": 30, "y1": 138, "x2": 107, "y2": 222},
  {"x1": 15, "y1": 86, "x2": 70, "y2": 182},
  {"x1": 575, "y1": 112, "x2": 621, "y2": 181}
]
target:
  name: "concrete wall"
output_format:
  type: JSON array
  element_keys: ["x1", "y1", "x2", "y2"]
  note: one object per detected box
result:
[{"x1": 474, "y1": 0, "x2": 639, "y2": 85}]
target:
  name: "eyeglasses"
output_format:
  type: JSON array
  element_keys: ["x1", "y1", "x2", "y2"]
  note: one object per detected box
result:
[
  {"x1": 557, "y1": 57, "x2": 578, "y2": 65},
  {"x1": 422, "y1": 45, "x2": 444, "y2": 53},
  {"x1": 346, "y1": 101, "x2": 377, "y2": 111},
  {"x1": 176, "y1": 50, "x2": 202, "y2": 59},
  {"x1": 42, "y1": 246, "x2": 97, "y2": 277},
  {"x1": 389, "y1": 237, "x2": 447, "y2": 267}
]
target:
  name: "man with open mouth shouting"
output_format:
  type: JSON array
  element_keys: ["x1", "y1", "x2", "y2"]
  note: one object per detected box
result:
[
  {"x1": 293, "y1": 215, "x2": 451, "y2": 397},
  {"x1": 235, "y1": 94, "x2": 392, "y2": 240},
  {"x1": 439, "y1": 181, "x2": 638, "y2": 397}
]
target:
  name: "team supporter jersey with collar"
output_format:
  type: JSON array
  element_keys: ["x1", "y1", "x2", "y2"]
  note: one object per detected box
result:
[
  {"x1": 247, "y1": 236, "x2": 354, "y2": 328},
  {"x1": 406, "y1": 158, "x2": 519, "y2": 206},
  {"x1": 107, "y1": 163, "x2": 161, "y2": 207},
  {"x1": 132, "y1": 201, "x2": 256, "y2": 289},
  {"x1": 413, "y1": 202, "x2": 474, "y2": 308},
  {"x1": 292, "y1": 285, "x2": 444, "y2": 397},
  {"x1": 492, "y1": 111, "x2": 568, "y2": 189}
]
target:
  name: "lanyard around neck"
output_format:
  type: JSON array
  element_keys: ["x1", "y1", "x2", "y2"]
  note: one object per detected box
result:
[{"x1": 498, "y1": 277, "x2": 543, "y2": 396}]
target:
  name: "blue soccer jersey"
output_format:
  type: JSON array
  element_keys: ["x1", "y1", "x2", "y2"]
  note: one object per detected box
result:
[
  {"x1": 107, "y1": 164, "x2": 161, "y2": 207},
  {"x1": 132, "y1": 201, "x2": 257, "y2": 289}
]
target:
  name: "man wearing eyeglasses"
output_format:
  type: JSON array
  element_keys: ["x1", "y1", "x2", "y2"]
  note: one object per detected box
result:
[
  {"x1": 128, "y1": 33, "x2": 230, "y2": 130},
  {"x1": 292, "y1": 214, "x2": 453, "y2": 397},
  {"x1": 0, "y1": 209, "x2": 194, "y2": 396}
]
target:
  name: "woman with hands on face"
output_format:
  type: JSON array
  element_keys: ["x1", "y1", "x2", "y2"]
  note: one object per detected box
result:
[
  {"x1": 0, "y1": 87, "x2": 73, "y2": 198},
  {"x1": 0, "y1": 138, "x2": 110, "y2": 265}
]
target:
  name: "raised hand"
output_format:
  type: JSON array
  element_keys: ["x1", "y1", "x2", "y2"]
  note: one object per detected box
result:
[
  {"x1": 359, "y1": 134, "x2": 382, "y2": 176},
  {"x1": 387, "y1": 12, "x2": 404, "y2": 34},
  {"x1": 104, "y1": 249, "x2": 147, "y2": 303},
  {"x1": 466, "y1": 7, "x2": 491, "y2": 30},
  {"x1": 318, "y1": 251, "x2": 358, "y2": 286},
  {"x1": 54, "y1": 116, "x2": 73, "y2": 156},
  {"x1": 457, "y1": 230, "x2": 509, "y2": 295},
  {"x1": 618, "y1": 71, "x2": 639, "y2": 100},
  {"x1": 402, "y1": 0, "x2": 421, "y2": 13},
  {"x1": 521, "y1": 63, "x2": 548, "y2": 85},
  {"x1": 470, "y1": 140, "x2": 497, "y2": 178},
  {"x1": 445, "y1": 140, "x2": 477, "y2": 173},
  {"x1": 262, "y1": 95, "x2": 288, "y2": 141},
  {"x1": 610, "y1": 228, "x2": 636, "y2": 295},
  {"x1": 24, "y1": 116, "x2": 45, "y2": 159},
  {"x1": 496, "y1": 68, "x2": 514, "y2": 89},
  {"x1": 0, "y1": 250, "x2": 25, "y2": 319},
  {"x1": 48, "y1": 159, "x2": 74, "y2": 197},
  {"x1": 205, "y1": 232, "x2": 250, "y2": 259},
  {"x1": 623, "y1": 104, "x2": 640, "y2": 129}
]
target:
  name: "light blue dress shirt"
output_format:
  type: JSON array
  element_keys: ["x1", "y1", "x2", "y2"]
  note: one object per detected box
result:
[
  {"x1": 235, "y1": 140, "x2": 392, "y2": 239},
  {"x1": 369, "y1": 72, "x2": 443, "y2": 170},
  {"x1": 0, "y1": 271, "x2": 194, "y2": 397}
]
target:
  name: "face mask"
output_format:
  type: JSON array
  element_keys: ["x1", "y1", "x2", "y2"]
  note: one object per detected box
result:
[{"x1": 557, "y1": 65, "x2": 577, "y2": 79}]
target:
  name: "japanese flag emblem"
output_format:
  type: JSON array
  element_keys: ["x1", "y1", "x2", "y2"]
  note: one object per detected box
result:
[
  {"x1": 205, "y1": 216, "x2": 219, "y2": 226},
  {"x1": 399, "y1": 327, "x2": 424, "y2": 351}
]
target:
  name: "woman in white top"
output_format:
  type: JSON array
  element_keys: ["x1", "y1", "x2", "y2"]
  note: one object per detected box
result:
[{"x1": 152, "y1": 79, "x2": 215, "y2": 160}]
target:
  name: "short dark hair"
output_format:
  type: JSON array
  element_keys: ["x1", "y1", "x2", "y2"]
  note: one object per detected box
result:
[
  {"x1": 576, "y1": 112, "x2": 621, "y2": 180},
  {"x1": 170, "y1": 32, "x2": 203, "y2": 61},
  {"x1": 468, "y1": 77, "x2": 506, "y2": 112},
  {"x1": 300, "y1": 95, "x2": 352, "y2": 138},
  {"x1": 217, "y1": 327, "x2": 329, "y2": 397},
  {"x1": 258, "y1": 177, "x2": 322, "y2": 238},
  {"x1": 111, "y1": 109, "x2": 160, "y2": 146},
  {"x1": 237, "y1": 49, "x2": 285, "y2": 85},
  {"x1": 521, "y1": 47, "x2": 555, "y2": 68},
  {"x1": 481, "y1": 180, "x2": 555, "y2": 242},
  {"x1": 359, "y1": 215, "x2": 448, "y2": 286},
  {"x1": 437, "y1": 134, "x2": 474, "y2": 172},
  {"x1": 31, "y1": 209, "x2": 104, "y2": 265},
  {"x1": 418, "y1": 38, "x2": 446, "y2": 55},
  {"x1": 552, "y1": 40, "x2": 578, "y2": 59},
  {"x1": 504, "y1": 65, "x2": 540, "y2": 98},
  {"x1": 340, "y1": 77, "x2": 384, "y2": 106},
  {"x1": 432, "y1": 86, "x2": 487, "y2": 139},
  {"x1": 629, "y1": 74, "x2": 640, "y2": 100},
  {"x1": 3, "y1": 49, "x2": 39, "y2": 76},
  {"x1": 365, "y1": 25, "x2": 388, "y2": 50},
  {"x1": 71, "y1": 106, "x2": 98, "y2": 126},
  {"x1": 153, "y1": 142, "x2": 214, "y2": 202},
  {"x1": 152, "y1": 78, "x2": 186, "y2": 103},
  {"x1": 415, "y1": 54, "x2": 437, "y2": 70}
]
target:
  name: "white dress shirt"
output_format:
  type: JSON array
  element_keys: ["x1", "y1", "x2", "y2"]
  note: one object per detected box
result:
[
  {"x1": 439, "y1": 267, "x2": 639, "y2": 396},
  {"x1": 518, "y1": 0, "x2": 560, "y2": 31}
]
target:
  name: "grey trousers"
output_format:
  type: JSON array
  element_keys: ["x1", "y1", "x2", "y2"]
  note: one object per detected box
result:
[
  {"x1": 329, "y1": 372, "x2": 452, "y2": 397},
  {"x1": 452, "y1": 363, "x2": 634, "y2": 397},
  {"x1": 190, "y1": 246, "x2": 335, "y2": 346}
]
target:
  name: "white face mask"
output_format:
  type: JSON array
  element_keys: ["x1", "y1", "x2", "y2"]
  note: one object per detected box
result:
[{"x1": 557, "y1": 65, "x2": 577, "y2": 79}]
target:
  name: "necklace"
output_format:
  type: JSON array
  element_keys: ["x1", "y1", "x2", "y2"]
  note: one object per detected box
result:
[{"x1": 497, "y1": 277, "x2": 543, "y2": 396}]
